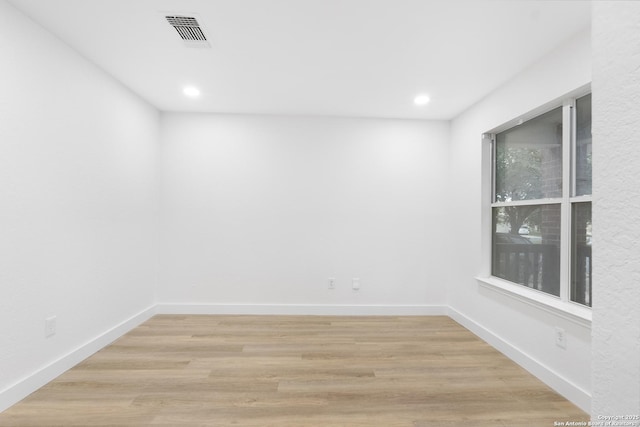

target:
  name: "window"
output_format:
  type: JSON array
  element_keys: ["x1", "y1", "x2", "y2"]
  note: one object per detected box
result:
[{"x1": 490, "y1": 93, "x2": 592, "y2": 307}]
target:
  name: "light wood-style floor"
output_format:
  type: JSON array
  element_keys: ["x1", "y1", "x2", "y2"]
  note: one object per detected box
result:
[{"x1": 0, "y1": 315, "x2": 588, "y2": 426}]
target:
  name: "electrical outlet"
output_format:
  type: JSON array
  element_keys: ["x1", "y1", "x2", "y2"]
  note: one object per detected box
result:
[
  {"x1": 555, "y1": 327, "x2": 566, "y2": 349},
  {"x1": 328, "y1": 277, "x2": 336, "y2": 289},
  {"x1": 352, "y1": 278, "x2": 360, "y2": 291},
  {"x1": 45, "y1": 316, "x2": 57, "y2": 338}
]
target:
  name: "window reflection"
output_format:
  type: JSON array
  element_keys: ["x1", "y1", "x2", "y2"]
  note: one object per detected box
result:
[
  {"x1": 492, "y1": 205, "x2": 561, "y2": 296},
  {"x1": 575, "y1": 94, "x2": 592, "y2": 196},
  {"x1": 571, "y1": 202, "x2": 592, "y2": 306},
  {"x1": 495, "y1": 107, "x2": 563, "y2": 202}
]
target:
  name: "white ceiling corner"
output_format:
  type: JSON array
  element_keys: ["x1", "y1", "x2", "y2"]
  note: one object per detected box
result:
[{"x1": 8, "y1": 0, "x2": 591, "y2": 120}]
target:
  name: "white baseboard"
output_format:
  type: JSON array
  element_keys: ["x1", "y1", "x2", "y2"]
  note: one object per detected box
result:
[
  {"x1": 447, "y1": 307, "x2": 591, "y2": 413},
  {"x1": 155, "y1": 303, "x2": 448, "y2": 316},
  {"x1": 0, "y1": 305, "x2": 156, "y2": 413}
]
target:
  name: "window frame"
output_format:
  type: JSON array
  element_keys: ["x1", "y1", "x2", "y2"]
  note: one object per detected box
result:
[{"x1": 477, "y1": 85, "x2": 592, "y2": 325}]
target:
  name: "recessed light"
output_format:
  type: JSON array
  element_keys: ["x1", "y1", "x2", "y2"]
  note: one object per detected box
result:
[
  {"x1": 414, "y1": 94, "x2": 430, "y2": 106},
  {"x1": 183, "y1": 86, "x2": 201, "y2": 98}
]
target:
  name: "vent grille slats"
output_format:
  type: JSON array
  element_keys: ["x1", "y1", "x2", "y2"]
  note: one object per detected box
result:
[
  {"x1": 166, "y1": 15, "x2": 210, "y2": 47},
  {"x1": 166, "y1": 16, "x2": 199, "y2": 27},
  {"x1": 175, "y1": 26, "x2": 206, "y2": 41}
]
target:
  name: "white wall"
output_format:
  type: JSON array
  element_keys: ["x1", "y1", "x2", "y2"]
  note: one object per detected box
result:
[
  {"x1": 591, "y1": 1, "x2": 640, "y2": 419},
  {"x1": 0, "y1": 1, "x2": 159, "y2": 410},
  {"x1": 448, "y1": 29, "x2": 592, "y2": 411},
  {"x1": 158, "y1": 114, "x2": 449, "y2": 313}
]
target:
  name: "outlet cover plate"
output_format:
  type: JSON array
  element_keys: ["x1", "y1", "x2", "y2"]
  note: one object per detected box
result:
[
  {"x1": 555, "y1": 327, "x2": 566, "y2": 349},
  {"x1": 45, "y1": 316, "x2": 57, "y2": 338}
]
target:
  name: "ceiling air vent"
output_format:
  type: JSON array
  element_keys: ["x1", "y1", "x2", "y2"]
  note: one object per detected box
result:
[{"x1": 166, "y1": 15, "x2": 210, "y2": 48}]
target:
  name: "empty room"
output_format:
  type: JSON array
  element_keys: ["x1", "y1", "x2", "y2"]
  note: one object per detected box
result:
[{"x1": 1, "y1": 0, "x2": 639, "y2": 425}]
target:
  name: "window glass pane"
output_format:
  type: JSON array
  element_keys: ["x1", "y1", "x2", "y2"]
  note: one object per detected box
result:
[
  {"x1": 575, "y1": 94, "x2": 592, "y2": 196},
  {"x1": 571, "y1": 202, "x2": 592, "y2": 306},
  {"x1": 492, "y1": 204, "x2": 561, "y2": 296},
  {"x1": 495, "y1": 107, "x2": 563, "y2": 202}
]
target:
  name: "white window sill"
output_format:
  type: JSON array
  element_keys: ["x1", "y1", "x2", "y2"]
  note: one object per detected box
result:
[{"x1": 475, "y1": 276, "x2": 592, "y2": 327}]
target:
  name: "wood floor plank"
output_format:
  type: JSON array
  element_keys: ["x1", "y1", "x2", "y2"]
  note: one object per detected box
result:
[{"x1": 0, "y1": 315, "x2": 588, "y2": 426}]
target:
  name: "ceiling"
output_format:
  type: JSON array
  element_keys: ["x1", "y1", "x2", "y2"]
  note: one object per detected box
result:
[{"x1": 9, "y1": 0, "x2": 591, "y2": 120}]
